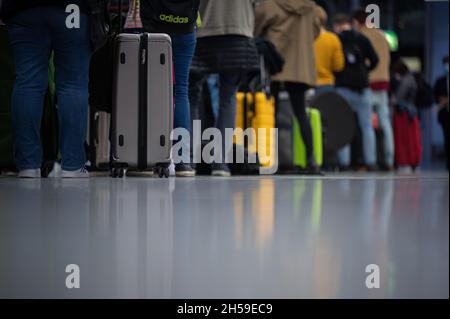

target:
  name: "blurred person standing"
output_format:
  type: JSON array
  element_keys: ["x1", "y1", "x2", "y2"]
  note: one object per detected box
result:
[
  {"x1": 314, "y1": 5, "x2": 345, "y2": 95},
  {"x1": 140, "y1": 0, "x2": 200, "y2": 177},
  {"x1": 332, "y1": 14, "x2": 379, "y2": 171},
  {"x1": 433, "y1": 56, "x2": 449, "y2": 170},
  {"x1": 255, "y1": 0, "x2": 321, "y2": 173},
  {"x1": 189, "y1": 0, "x2": 259, "y2": 177},
  {"x1": 352, "y1": 9, "x2": 395, "y2": 172},
  {"x1": 1, "y1": 0, "x2": 91, "y2": 178},
  {"x1": 392, "y1": 60, "x2": 421, "y2": 172}
]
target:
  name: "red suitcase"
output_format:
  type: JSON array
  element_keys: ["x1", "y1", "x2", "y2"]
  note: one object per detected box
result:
[{"x1": 393, "y1": 111, "x2": 422, "y2": 167}]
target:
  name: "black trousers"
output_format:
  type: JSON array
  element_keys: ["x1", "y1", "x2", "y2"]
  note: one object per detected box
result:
[
  {"x1": 438, "y1": 107, "x2": 449, "y2": 170},
  {"x1": 272, "y1": 81, "x2": 314, "y2": 160}
]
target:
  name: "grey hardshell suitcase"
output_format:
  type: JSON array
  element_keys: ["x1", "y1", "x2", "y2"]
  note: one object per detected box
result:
[{"x1": 111, "y1": 33, "x2": 174, "y2": 178}]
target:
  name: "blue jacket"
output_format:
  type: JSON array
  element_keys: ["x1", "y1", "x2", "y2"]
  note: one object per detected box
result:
[{"x1": 0, "y1": 0, "x2": 89, "y2": 20}]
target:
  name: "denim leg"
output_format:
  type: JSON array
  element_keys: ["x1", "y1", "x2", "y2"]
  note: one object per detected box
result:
[
  {"x1": 171, "y1": 32, "x2": 197, "y2": 133},
  {"x1": 371, "y1": 90, "x2": 394, "y2": 166},
  {"x1": 49, "y1": 8, "x2": 91, "y2": 171},
  {"x1": 357, "y1": 89, "x2": 377, "y2": 166},
  {"x1": 207, "y1": 74, "x2": 220, "y2": 121},
  {"x1": 216, "y1": 71, "x2": 241, "y2": 163},
  {"x1": 7, "y1": 8, "x2": 52, "y2": 170},
  {"x1": 336, "y1": 88, "x2": 353, "y2": 167},
  {"x1": 336, "y1": 88, "x2": 376, "y2": 166}
]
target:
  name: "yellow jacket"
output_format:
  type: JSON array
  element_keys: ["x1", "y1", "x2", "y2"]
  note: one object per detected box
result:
[{"x1": 314, "y1": 29, "x2": 345, "y2": 86}]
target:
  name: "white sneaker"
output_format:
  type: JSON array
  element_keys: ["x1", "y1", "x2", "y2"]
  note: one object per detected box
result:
[
  {"x1": 18, "y1": 169, "x2": 41, "y2": 179},
  {"x1": 48, "y1": 163, "x2": 62, "y2": 178},
  {"x1": 61, "y1": 167, "x2": 90, "y2": 179}
]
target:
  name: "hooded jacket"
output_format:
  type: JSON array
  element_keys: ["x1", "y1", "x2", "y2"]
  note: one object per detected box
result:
[
  {"x1": 255, "y1": 0, "x2": 321, "y2": 85},
  {"x1": 196, "y1": 0, "x2": 256, "y2": 39}
]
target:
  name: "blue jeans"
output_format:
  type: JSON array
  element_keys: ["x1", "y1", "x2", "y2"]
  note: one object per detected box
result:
[
  {"x1": 170, "y1": 32, "x2": 197, "y2": 134},
  {"x1": 207, "y1": 74, "x2": 220, "y2": 121},
  {"x1": 7, "y1": 7, "x2": 91, "y2": 171},
  {"x1": 370, "y1": 90, "x2": 395, "y2": 166},
  {"x1": 337, "y1": 88, "x2": 377, "y2": 166},
  {"x1": 314, "y1": 85, "x2": 335, "y2": 96}
]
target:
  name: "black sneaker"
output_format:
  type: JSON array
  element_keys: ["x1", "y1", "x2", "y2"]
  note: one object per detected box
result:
[
  {"x1": 175, "y1": 163, "x2": 196, "y2": 177},
  {"x1": 211, "y1": 163, "x2": 231, "y2": 177}
]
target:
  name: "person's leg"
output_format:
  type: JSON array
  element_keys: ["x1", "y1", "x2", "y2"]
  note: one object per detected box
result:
[
  {"x1": 314, "y1": 85, "x2": 334, "y2": 97},
  {"x1": 48, "y1": 7, "x2": 91, "y2": 175},
  {"x1": 285, "y1": 82, "x2": 315, "y2": 167},
  {"x1": 372, "y1": 90, "x2": 395, "y2": 168},
  {"x1": 212, "y1": 71, "x2": 241, "y2": 176},
  {"x1": 207, "y1": 74, "x2": 220, "y2": 121},
  {"x1": 171, "y1": 32, "x2": 197, "y2": 134},
  {"x1": 170, "y1": 32, "x2": 197, "y2": 176},
  {"x1": 7, "y1": 8, "x2": 52, "y2": 176},
  {"x1": 336, "y1": 88, "x2": 358, "y2": 168},
  {"x1": 356, "y1": 89, "x2": 377, "y2": 167},
  {"x1": 438, "y1": 107, "x2": 449, "y2": 170}
]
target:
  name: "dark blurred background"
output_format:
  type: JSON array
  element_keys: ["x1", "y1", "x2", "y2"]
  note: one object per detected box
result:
[{"x1": 316, "y1": 0, "x2": 449, "y2": 169}]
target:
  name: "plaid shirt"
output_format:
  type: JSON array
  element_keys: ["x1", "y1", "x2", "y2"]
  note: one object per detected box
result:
[{"x1": 124, "y1": 0, "x2": 143, "y2": 29}]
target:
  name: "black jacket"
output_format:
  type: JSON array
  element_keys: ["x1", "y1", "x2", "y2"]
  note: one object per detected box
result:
[
  {"x1": 0, "y1": 0, "x2": 89, "y2": 20},
  {"x1": 140, "y1": 0, "x2": 200, "y2": 35},
  {"x1": 335, "y1": 30, "x2": 379, "y2": 92}
]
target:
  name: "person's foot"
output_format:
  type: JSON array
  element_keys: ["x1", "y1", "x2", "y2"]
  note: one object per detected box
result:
[
  {"x1": 211, "y1": 164, "x2": 231, "y2": 177},
  {"x1": 338, "y1": 165, "x2": 351, "y2": 172},
  {"x1": 18, "y1": 169, "x2": 41, "y2": 179},
  {"x1": 175, "y1": 163, "x2": 196, "y2": 177},
  {"x1": 367, "y1": 164, "x2": 379, "y2": 172},
  {"x1": 307, "y1": 156, "x2": 322, "y2": 175},
  {"x1": 61, "y1": 167, "x2": 90, "y2": 179}
]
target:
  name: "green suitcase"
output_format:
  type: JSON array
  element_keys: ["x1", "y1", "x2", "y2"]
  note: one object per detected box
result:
[{"x1": 293, "y1": 108, "x2": 323, "y2": 169}]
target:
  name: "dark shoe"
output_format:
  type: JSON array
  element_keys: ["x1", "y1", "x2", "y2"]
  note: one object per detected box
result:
[
  {"x1": 211, "y1": 163, "x2": 231, "y2": 177},
  {"x1": 306, "y1": 156, "x2": 323, "y2": 175},
  {"x1": 175, "y1": 163, "x2": 196, "y2": 177},
  {"x1": 367, "y1": 164, "x2": 379, "y2": 172}
]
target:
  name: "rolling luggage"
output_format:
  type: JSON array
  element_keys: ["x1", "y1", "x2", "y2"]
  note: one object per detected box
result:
[
  {"x1": 393, "y1": 111, "x2": 422, "y2": 168},
  {"x1": 111, "y1": 32, "x2": 174, "y2": 178},
  {"x1": 87, "y1": 107, "x2": 111, "y2": 170},
  {"x1": 292, "y1": 108, "x2": 323, "y2": 169},
  {"x1": 235, "y1": 91, "x2": 277, "y2": 170}
]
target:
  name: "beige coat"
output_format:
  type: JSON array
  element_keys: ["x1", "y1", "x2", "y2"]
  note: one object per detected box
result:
[
  {"x1": 360, "y1": 26, "x2": 391, "y2": 83},
  {"x1": 255, "y1": 0, "x2": 320, "y2": 85}
]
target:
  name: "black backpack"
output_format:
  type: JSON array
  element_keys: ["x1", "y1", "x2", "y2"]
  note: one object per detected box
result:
[{"x1": 414, "y1": 73, "x2": 435, "y2": 110}]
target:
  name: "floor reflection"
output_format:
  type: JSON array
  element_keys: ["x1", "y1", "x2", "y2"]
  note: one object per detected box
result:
[{"x1": 0, "y1": 174, "x2": 448, "y2": 298}]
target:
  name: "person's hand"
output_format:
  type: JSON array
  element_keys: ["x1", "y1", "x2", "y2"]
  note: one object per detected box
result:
[{"x1": 437, "y1": 96, "x2": 449, "y2": 110}]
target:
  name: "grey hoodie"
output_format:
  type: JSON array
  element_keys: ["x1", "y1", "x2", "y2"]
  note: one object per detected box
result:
[{"x1": 197, "y1": 0, "x2": 255, "y2": 38}]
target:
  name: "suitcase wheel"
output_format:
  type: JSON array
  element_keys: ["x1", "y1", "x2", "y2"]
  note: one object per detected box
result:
[
  {"x1": 111, "y1": 167, "x2": 127, "y2": 178},
  {"x1": 154, "y1": 166, "x2": 170, "y2": 179}
]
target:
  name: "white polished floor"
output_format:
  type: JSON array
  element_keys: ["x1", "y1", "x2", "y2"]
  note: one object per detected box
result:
[{"x1": 0, "y1": 173, "x2": 448, "y2": 299}]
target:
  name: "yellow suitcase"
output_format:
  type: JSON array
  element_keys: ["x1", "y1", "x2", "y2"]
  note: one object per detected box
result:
[{"x1": 235, "y1": 92, "x2": 276, "y2": 169}]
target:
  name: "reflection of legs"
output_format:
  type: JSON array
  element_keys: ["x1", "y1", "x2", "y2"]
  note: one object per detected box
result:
[
  {"x1": 372, "y1": 90, "x2": 394, "y2": 167},
  {"x1": 8, "y1": 9, "x2": 51, "y2": 170},
  {"x1": 285, "y1": 82, "x2": 314, "y2": 162}
]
